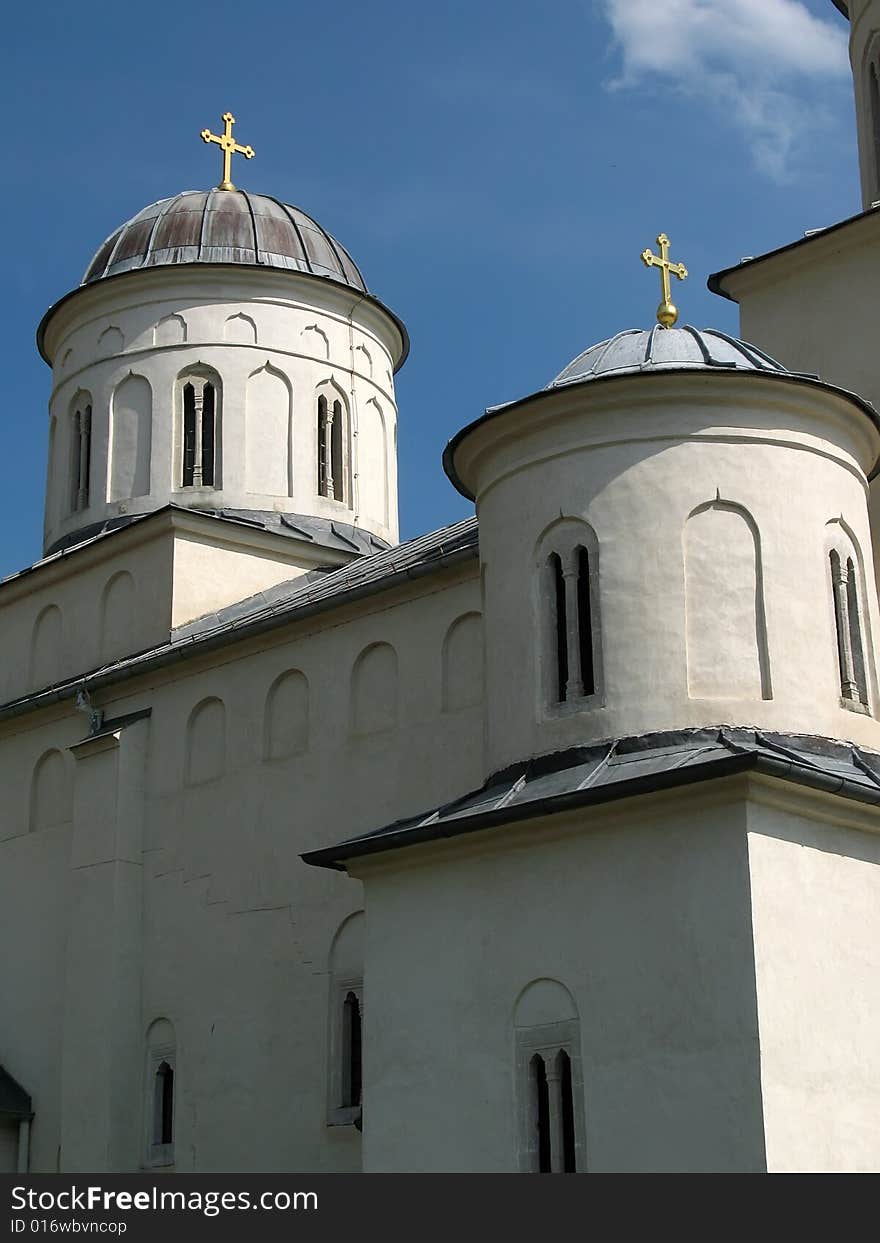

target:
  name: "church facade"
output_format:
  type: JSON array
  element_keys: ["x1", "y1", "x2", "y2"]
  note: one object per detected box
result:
[{"x1": 2, "y1": 3, "x2": 880, "y2": 1174}]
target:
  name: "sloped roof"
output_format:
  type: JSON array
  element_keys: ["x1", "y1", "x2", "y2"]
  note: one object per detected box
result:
[
  {"x1": 302, "y1": 727, "x2": 880, "y2": 869},
  {"x1": 0, "y1": 515, "x2": 479, "y2": 721}
]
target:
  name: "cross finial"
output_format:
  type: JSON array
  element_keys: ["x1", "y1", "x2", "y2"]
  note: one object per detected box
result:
[
  {"x1": 200, "y1": 111, "x2": 255, "y2": 191},
  {"x1": 641, "y1": 233, "x2": 688, "y2": 328}
]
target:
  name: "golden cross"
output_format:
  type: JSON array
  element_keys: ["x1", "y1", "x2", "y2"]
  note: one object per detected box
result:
[
  {"x1": 641, "y1": 233, "x2": 688, "y2": 329},
  {"x1": 200, "y1": 111, "x2": 255, "y2": 191}
]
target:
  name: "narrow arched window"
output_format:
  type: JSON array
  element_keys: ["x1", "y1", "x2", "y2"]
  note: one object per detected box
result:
[
  {"x1": 557, "y1": 1050, "x2": 576, "y2": 1173},
  {"x1": 317, "y1": 392, "x2": 346, "y2": 502},
  {"x1": 182, "y1": 379, "x2": 216, "y2": 487},
  {"x1": 577, "y1": 547, "x2": 595, "y2": 696},
  {"x1": 516, "y1": 979, "x2": 585, "y2": 1173},
  {"x1": 154, "y1": 1061, "x2": 174, "y2": 1146},
  {"x1": 70, "y1": 400, "x2": 92, "y2": 512},
  {"x1": 830, "y1": 549, "x2": 869, "y2": 709},
  {"x1": 547, "y1": 541, "x2": 596, "y2": 704},
  {"x1": 342, "y1": 990, "x2": 362, "y2": 1109},
  {"x1": 531, "y1": 1054, "x2": 551, "y2": 1173}
]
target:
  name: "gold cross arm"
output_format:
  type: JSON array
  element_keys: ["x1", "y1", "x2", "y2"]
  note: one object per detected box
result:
[
  {"x1": 200, "y1": 111, "x2": 255, "y2": 191},
  {"x1": 641, "y1": 233, "x2": 688, "y2": 328}
]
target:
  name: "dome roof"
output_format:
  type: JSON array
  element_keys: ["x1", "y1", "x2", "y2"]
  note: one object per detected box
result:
[
  {"x1": 82, "y1": 189, "x2": 367, "y2": 292},
  {"x1": 549, "y1": 326, "x2": 797, "y2": 389}
]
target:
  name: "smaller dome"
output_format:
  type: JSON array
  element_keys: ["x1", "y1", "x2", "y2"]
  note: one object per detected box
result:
[{"x1": 549, "y1": 326, "x2": 798, "y2": 390}]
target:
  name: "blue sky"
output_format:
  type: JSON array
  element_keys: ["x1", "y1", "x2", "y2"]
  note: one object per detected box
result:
[{"x1": 0, "y1": 0, "x2": 855, "y2": 576}]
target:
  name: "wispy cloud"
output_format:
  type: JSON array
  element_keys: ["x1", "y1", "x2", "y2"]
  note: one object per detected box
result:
[{"x1": 599, "y1": 0, "x2": 850, "y2": 180}]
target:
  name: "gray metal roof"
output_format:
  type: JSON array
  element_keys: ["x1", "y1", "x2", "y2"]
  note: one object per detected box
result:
[
  {"x1": 0, "y1": 1066, "x2": 31, "y2": 1119},
  {"x1": 44, "y1": 507, "x2": 389, "y2": 559},
  {"x1": 302, "y1": 727, "x2": 880, "y2": 869},
  {"x1": 173, "y1": 514, "x2": 479, "y2": 642},
  {"x1": 0, "y1": 514, "x2": 479, "y2": 721},
  {"x1": 549, "y1": 327, "x2": 799, "y2": 389},
  {"x1": 82, "y1": 190, "x2": 367, "y2": 291}
]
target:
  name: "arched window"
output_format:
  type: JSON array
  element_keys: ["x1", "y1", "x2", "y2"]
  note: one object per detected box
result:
[
  {"x1": 515, "y1": 979, "x2": 585, "y2": 1173},
  {"x1": 70, "y1": 395, "x2": 92, "y2": 512},
  {"x1": 328, "y1": 912, "x2": 364, "y2": 1127},
  {"x1": 317, "y1": 390, "x2": 347, "y2": 503},
  {"x1": 145, "y1": 1018, "x2": 176, "y2": 1167},
  {"x1": 539, "y1": 521, "x2": 600, "y2": 707},
  {"x1": 154, "y1": 1061, "x2": 174, "y2": 1146},
  {"x1": 342, "y1": 991, "x2": 362, "y2": 1109},
  {"x1": 830, "y1": 548, "x2": 870, "y2": 710},
  {"x1": 178, "y1": 371, "x2": 220, "y2": 488}
]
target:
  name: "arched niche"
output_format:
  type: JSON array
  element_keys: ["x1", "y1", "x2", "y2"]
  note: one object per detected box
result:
[
  {"x1": 302, "y1": 323, "x2": 330, "y2": 359},
  {"x1": 354, "y1": 344, "x2": 373, "y2": 377},
  {"x1": 185, "y1": 697, "x2": 226, "y2": 787},
  {"x1": 329, "y1": 911, "x2": 365, "y2": 979},
  {"x1": 154, "y1": 314, "x2": 187, "y2": 347},
  {"x1": 351, "y1": 642, "x2": 398, "y2": 735},
  {"x1": 224, "y1": 313, "x2": 257, "y2": 345},
  {"x1": 30, "y1": 604, "x2": 63, "y2": 688},
  {"x1": 100, "y1": 571, "x2": 136, "y2": 662},
  {"x1": 263, "y1": 669, "x2": 309, "y2": 760},
  {"x1": 358, "y1": 398, "x2": 389, "y2": 526},
  {"x1": 245, "y1": 363, "x2": 292, "y2": 496},
  {"x1": 30, "y1": 748, "x2": 72, "y2": 832},
  {"x1": 684, "y1": 499, "x2": 771, "y2": 701},
  {"x1": 109, "y1": 373, "x2": 152, "y2": 501},
  {"x1": 97, "y1": 325, "x2": 124, "y2": 356},
  {"x1": 514, "y1": 978, "x2": 579, "y2": 1028},
  {"x1": 441, "y1": 612, "x2": 484, "y2": 711}
]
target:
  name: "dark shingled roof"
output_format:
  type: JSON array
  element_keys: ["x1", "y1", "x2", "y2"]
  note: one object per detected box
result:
[
  {"x1": 302, "y1": 727, "x2": 880, "y2": 869},
  {"x1": 0, "y1": 1066, "x2": 31, "y2": 1119}
]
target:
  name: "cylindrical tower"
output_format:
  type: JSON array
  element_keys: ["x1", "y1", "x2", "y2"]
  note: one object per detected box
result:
[
  {"x1": 38, "y1": 190, "x2": 408, "y2": 556},
  {"x1": 445, "y1": 327, "x2": 880, "y2": 776},
  {"x1": 833, "y1": 0, "x2": 880, "y2": 208}
]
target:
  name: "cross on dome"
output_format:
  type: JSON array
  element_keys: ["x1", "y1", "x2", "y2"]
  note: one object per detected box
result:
[
  {"x1": 641, "y1": 233, "x2": 688, "y2": 329},
  {"x1": 200, "y1": 111, "x2": 255, "y2": 191}
]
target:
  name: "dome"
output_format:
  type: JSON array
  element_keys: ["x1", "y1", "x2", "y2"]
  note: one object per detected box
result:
[
  {"x1": 549, "y1": 326, "x2": 799, "y2": 390},
  {"x1": 82, "y1": 190, "x2": 368, "y2": 292}
]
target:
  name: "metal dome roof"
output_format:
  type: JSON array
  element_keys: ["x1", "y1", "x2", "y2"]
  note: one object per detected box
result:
[
  {"x1": 549, "y1": 326, "x2": 797, "y2": 389},
  {"x1": 82, "y1": 189, "x2": 368, "y2": 291}
]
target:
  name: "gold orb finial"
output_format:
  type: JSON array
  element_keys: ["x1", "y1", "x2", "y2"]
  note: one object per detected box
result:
[
  {"x1": 641, "y1": 233, "x2": 688, "y2": 329},
  {"x1": 200, "y1": 111, "x2": 255, "y2": 191}
]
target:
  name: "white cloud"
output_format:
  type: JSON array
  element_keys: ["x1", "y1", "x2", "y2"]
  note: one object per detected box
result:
[{"x1": 599, "y1": 0, "x2": 850, "y2": 180}]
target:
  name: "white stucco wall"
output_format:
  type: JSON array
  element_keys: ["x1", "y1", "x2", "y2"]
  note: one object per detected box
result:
[
  {"x1": 747, "y1": 789, "x2": 880, "y2": 1172},
  {"x1": 452, "y1": 371, "x2": 880, "y2": 774},
  {"x1": 350, "y1": 787, "x2": 768, "y2": 1173},
  {"x1": 40, "y1": 266, "x2": 402, "y2": 553},
  {"x1": 0, "y1": 556, "x2": 485, "y2": 1172},
  {"x1": 712, "y1": 211, "x2": 880, "y2": 598}
]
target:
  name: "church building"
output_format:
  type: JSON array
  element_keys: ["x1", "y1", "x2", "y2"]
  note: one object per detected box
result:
[{"x1": 2, "y1": 1, "x2": 880, "y2": 1174}]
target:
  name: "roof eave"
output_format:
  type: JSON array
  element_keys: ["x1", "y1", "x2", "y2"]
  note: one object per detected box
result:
[
  {"x1": 301, "y1": 750, "x2": 880, "y2": 871},
  {"x1": 443, "y1": 364, "x2": 880, "y2": 501},
  {"x1": 707, "y1": 205, "x2": 879, "y2": 303},
  {"x1": 36, "y1": 263, "x2": 410, "y2": 371}
]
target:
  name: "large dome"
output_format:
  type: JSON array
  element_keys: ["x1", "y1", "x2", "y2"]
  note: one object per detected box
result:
[
  {"x1": 549, "y1": 326, "x2": 797, "y2": 389},
  {"x1": 82, "y1": 189, "x2": 368, "y2": 292}
]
